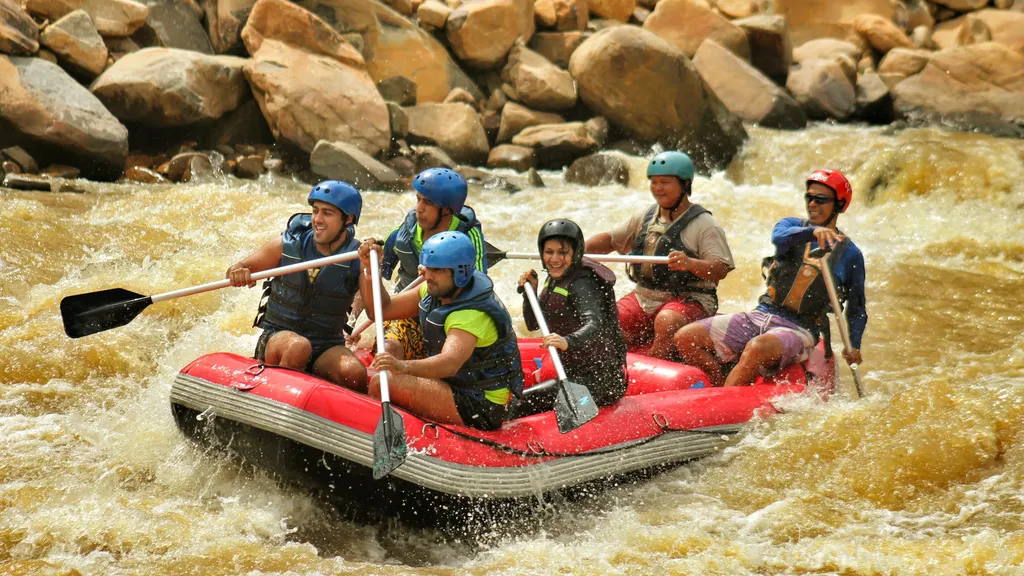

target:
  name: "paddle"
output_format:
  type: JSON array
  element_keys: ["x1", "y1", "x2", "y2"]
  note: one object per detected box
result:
[
  {"x1": 348, "y1": 276, "x2": 425, "y2": 342},
  {"x1": 810, "y1": 246, "x2": 865, "y2": 398},
  {"x1": 368, "y1": 249, "x2": 408, "y2": 479},
  {"x1": 60, "y1": 250, "x2": 360, "y2": 339},
  {"x1": 521, "y1": 281, "x2": 599, "y2": 433},
  {"x1": 485, "y1": 241, "x2": 669, "y2": 267}
]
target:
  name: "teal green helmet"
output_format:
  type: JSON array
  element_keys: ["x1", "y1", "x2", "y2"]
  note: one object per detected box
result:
[{"x1": 646, "y1": 151, "x2": 694, "y2": 182}]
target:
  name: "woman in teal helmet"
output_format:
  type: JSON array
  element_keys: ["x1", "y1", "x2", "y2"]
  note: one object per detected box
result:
[
  {"x1": 225, "y1": 181, "x2": 368, "y2": 390},
  {"x1": 584, "y1": 150, "x2": 736, "y2": 361}
]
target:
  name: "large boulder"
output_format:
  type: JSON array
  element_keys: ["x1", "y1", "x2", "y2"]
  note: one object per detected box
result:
[
  {"x1": 496, "y1": 101, "x2": 563, "y2": 143},
  {"x1": 0, "y1": 56, "x2": 127, "y2": 178},
  {"x1": 486, "y1": 143, "x2": 536, "y2": 171},
  {"x1": 244, "y1": 0, "x2": 364, "y2": 67},
  {"x1": 38, "y1": 10, "x2": 107, "y2": 77},
  {"x1": 534, "y1": 0, "x2": 586, "y2": 31},
  {"x1": 772, "y1": 0, "x2": 892, "y2": 47},
  {"x1": 132, "y1": 0, "x2": 214, "y2": 53},
  {"x1": 694, "y1": 39, "x2": 805, "y2": 129},
  {"x1": 786, "y1": 57, "x2": 856, "y2": 120},
  {"x1": 501, "y1": 45, "x2": 576, "y2": 111},
  {"x1": 25, "y1": 0, "x2": 149, "y2": 37},
  {"x1": 892, "y1": 42, "x2": 1024, "y2": 137},
  {"x1": 527, "y1": 31, "x2": 582, "y2": 68},
  {"x1": 297, "y1": 0, "x2": 483, "y2": 103},
  {"x1": 854, "y1": 70, "x2": 892, "y2": 124},
  {"x1": 588, "y1": 0, "x2": 632, "y2": 22},
  {"x1": 446, "y1": 0, "x2": 535, "y2": 69},
  {"x1": 310, "y1": 140, "x2": 406, "y2": 192},
  {"x1": 197, "y1": 0, "x2": 255, "y2": 53},
  {"x1": 404, "y1": 102, "x2": 489, "y2": 163},
  {"x1": 734, "y1": 14, "x2": 792, "y2": 85},
  {"x1": 1, "y1": 0, "x2": 38, "y2": 55},
  {"x1": 853, "y1": 13, "x2": 910, "y2": 54},
  {"x1": 510, "y1": 121, "x2": 597, "y2": 168},
  {"x1": 91, "y1": 48, "x2": 249, "y2": 127},
  {"x1": 932, "y1": 9, "x2": 1024, "y2": 51},
  {"x1": 564, "y1": 151, "x2": 629, "y2": 185},
  {"x1": 792, "y1": 38, "x2": 861, "y2": 64},
  {"x1": 643, "y1": 0, "x2": 749, "y2": 60},
  {"x1": 877, "y1": 46, "x2": 931, "y2": 86},
  {"x1": 569, "y1": 26, "x2": 746, "y2": 172}
]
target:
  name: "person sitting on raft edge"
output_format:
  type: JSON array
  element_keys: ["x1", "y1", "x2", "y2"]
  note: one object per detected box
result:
[
  {"x1": 224, "y1": 180, "x2": 367, "y2": 390},
  {"x1": 674, "y1": 169, "x2": 867, "y2": 387},
  {"x1": 353, "y1": 231, "x2": 524, "y2": 431},
  {"x1": 584, "y1": 150, "x2": 735, "y2": 360},
  {"x1": 511, "y1": 219, "x2": 628, "y2": 418}
]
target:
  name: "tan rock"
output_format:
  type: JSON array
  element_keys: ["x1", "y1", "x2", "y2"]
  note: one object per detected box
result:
[
  {"x1": 694, "y1": 39, "x2": 805, "y2": 129},
  {"x1": 25, "y1": 0, "x2": 149, "y2": 37},
  {"x1": 589, "y1": 0, "x2": 633, "y2": 22},
  {"x1": 893, "y1": 42, "x2": 1024, "y2": 136},
  {"x1": 496, "y1": 101, "x2": 564, "y2": 143},
  {"x1": 198, "y1": 0, "x2": 255, "y2": 53},
  {"x1": 910, "y1": 24, "x2": 932, "y2": 49},
  {"x1": 878, "y1": 47, "x2": 931, "y2": 80},
  {"x1": 773, "y1": 0, "x2": 892, "y2": 47},
  {"x1": 955, "y1": 14, "x2": 991, "y2": 46},
  {"x1": 39, "y1": 10, "x2": 107, "y2": 77},
  {"x1": 854, "y1": 70, "x2": 892, "y2": 123},
  {"x1": 643, "y1": 0, "x2": 749, "y2": 59},
  {"x1": 569, "y1": 25, "x2": 746, "y2": 171},
  {"x1": 900, "y1": 0, "x2": 934, "y2": 32},
  {"x1": 298, "y1": 0, "x2": 483, "y2": 103},
  {"x1": 0, "y1": 55, "x2": 127, "y2": 178},
  {"x1": 132, "y1": 0, "x2": 213, "y2": 53},
  {"x1": 486, "y1": 144, "x2": 536, "y2": 171},
  {"x1": 2, "y1": 146, "x2": 38, "y2": 172},
  {"x1": 245, "y1": 39, "x2": 391, "y2": 156},
  {"x1": 535, "y1": 0, "x2": 586, "y2": 30},
  {"x1": 485, "y1": 87, "x2": 507, "y2": 111},
  {"x1": 511, "y1": 121, "x2": 598, "y2": 168},
  {"x1": 792, "y1": 38, "x2": 861, "y2": 64},
  {"x1": 91, "y1": 48, "x2": 248, "y2": 127},
  {"x1": 41, "y1": 163, "x2": 80, "y2": 178},
  {"x1": 37, "y1": 48, "x2": 57, "y2": 63},
  {"x1": 501, "y1": 45, "x2": 577, "y2": 111},
  {"x1": 417, "y1": 0, "x2": 452, "y2": 29},
  {"x1": 0, "y1": 0, "x2": 39, "y2": 55},
  {"x1": 404, "y1": 102, "x2": 489, "y2": 163},
  {"x1": 716, "y1": 0, "x2": 756, "y2": 19},
  {"x1": 535, "y1": 0, "x2": 556, "y2": 27},
  {"x1": 242, "y1": 0, "x2": 364, "y2": 68},
  {"x1": 853, "y1": 13, "x2": 911, "y2": 53},
  {"x1": 930, "y1": 0, "x2": 986, "y2": 11},
  {"x1": 786, "y1": 57, "x2": 855, "y2": 120},
  {"x1": 446, "y1": 0, "x2": 535, "y2": 69},
  {"x1": 734, "y1": 14, "x2": 792, "y2": 85},
  {"x1": 123, "y1": 166, "x2": 168, "y2": 183},
  {"x1": 527, "y1": 30, "x2": 583, "y2": 68},
  {"x1": 443, "y1": 86, "x2": 477, "y2": 106}
]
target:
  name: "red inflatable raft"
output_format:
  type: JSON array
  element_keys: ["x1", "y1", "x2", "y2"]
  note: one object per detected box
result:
[{"x1": 171, "y1": 339, "x2": 834, "y2": 524}]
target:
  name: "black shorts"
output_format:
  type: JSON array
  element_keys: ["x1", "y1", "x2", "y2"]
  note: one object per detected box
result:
[
  {"x1": 254, "y1": 325, "x2": 347, "y2": 372},
  {"x1": 451, "y1": 390, "x2": 507, "y2": 431}
]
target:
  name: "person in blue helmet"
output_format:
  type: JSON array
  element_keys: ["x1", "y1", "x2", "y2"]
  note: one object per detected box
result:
[
  {"x1": 226, "y1": 181, "x2": 367, "y2": 390},
  {"x1": 585, "y1": 150, "x2": 735, "y2": 361},
  {"x1": 354, "y1": 231, "x2": 522, "y2": 430},
  {"x1": 356, "y1": 168, "x2": 487, "y2": 362}
]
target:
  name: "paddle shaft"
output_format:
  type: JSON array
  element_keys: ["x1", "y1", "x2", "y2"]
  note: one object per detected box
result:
[
  {"x1": 502, "y1": 252, "x2": 669, "y2": 265},
  {"x1": 368, "y1": 250, "x2": 392, "y2": 404},
  {"x1": 818, "y1": 252, "x2": 864, "y2": 398},
  {"x1": 350, "y1": 276, "x2": 425, "y2": 339},
  {"x1": 522, "y1": 282, "x2": 570, "y2": 382},
  {"x1": 151, "y1": 250, "x2": 360, "y2": 305}
]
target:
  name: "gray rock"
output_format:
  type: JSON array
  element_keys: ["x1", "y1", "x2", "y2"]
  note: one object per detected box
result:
[
  {"x1": 564, "y1": 152, "x2": 629, "y2": 186},
  {"x1": 0, "y1": 0, "x2": 39, "y2": 55},
  {"x1": 2, "y1": 146, "x2": 39, "y2": 173},
  {"x1": 377, "y1": 75, "x2": 417, "y2": 106},
  {"x1": 387, "y1": 102, "x2": 409, "y2": 139},
  {"x1": 132, "y1": 0, "x2": 214, "y2": 53},
  {"x1": 39, "y1": 9, "x2": 108, "y2": 77},
  {"x1": 413, "y1": 145, "x2": 457, "y2": 171},
  {"x1": 310, "y1": 140, "x2": 406, "y2": 192}
]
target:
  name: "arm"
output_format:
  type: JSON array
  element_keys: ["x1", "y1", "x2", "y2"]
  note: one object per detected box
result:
[
  {"x1": 226, "y1": 236, "x2": 283, "y2": 287},
  {"x1": 357, "y1": 239, "x2": 420, "y2": 321},
  {"x1": 399, "y1": 328, "x2": 478, "y2": 379},
  {"x1": 585, "y1": 232, "x2": 614, "y2": 255},
  {"x1": 668, "y1": 254, "x2": 731, "y2": 282},
  {"x1": 379, "y1": 227, "x2": 401, "y2": 280},
  {"x1": 771, "y1": 217, "x2": 818, "y2": 253},
  {"x1": 518, "y1": 269, "x2": 540, "y2": 331},
  {"x1": 560, "y1": 277, "x2": 610, "y2": 349},
  {"x1": 468, "y1": 227, "x2": 487, "y2": 274},
  {"x1": 843, "y1": 250, "x2": 867, "y2": 352}
]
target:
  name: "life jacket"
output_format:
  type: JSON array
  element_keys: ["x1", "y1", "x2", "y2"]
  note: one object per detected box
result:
[
  {"x1": 256, "y1": 214, "x2": 360, "y2": 338},
  {"x1": 419, "y1": 271, "x2": 524, "y2": 400},
  {"x1": 626, "y1": 203, "x2": 717, "y2": 298},
  {"x1": 391, "y1": 206, "x2": 483, "y2": 291},
  {"x1": 759, "y1": 224, "x2": 849, "y2": 332},
  {"x1": 540, "y1": 257, "x2": 617, "y2": 316}
]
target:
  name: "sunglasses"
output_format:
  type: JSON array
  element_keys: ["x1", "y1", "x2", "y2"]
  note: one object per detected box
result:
[{"x1": 805, "y1": 193, "x2": 835, "y2": 205}]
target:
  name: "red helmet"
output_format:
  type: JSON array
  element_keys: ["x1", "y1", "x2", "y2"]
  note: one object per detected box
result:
[{"x1": 806, "y1": 169, "x2": 852, "y2": 212}]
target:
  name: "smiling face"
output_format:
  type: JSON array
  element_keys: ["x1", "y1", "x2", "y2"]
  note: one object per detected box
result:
[
  {"x1": 649, "y1": 176, "x2": 685, "y2": 209},
  {"x1": 310, "y1": 201, "x2": 346, "y2": 246},
  {"x1": 542, "y1": 238, "x2": 573, "y2": 280},
  {"x1": 805, "y1": 182, "x2": 838, "y2": 226}
]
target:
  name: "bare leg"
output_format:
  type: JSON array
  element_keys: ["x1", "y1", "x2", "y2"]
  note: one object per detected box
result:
[
  {"x1": 368, "y1": 373, "x2": 464, "y2": 425},
  {"x1": 263, "y1": 331, "x2": 312, "y2": 370},
  {"x1": 649, "y1": 309, "x2": 689, "y2": 360},
  {"x1": 312, "y1": 345, "x2": 368, "y2": 392},
  {"x1": 383, "y1": 338, "x2": 406, "y2": 361},
  {"x1": 725, "y1": 334, "x2": 784, "y2": 387},
  {"x1": 674, "y1": 323, "x2": 725, "y2": 387}
]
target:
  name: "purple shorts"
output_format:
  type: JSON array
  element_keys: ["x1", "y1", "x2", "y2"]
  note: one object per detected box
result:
[{"x1": 697, "y1": 311, "x2": 815, "y2": 374}]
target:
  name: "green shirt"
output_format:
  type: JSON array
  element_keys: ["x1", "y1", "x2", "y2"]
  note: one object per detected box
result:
[{"x1": 407, "y1": 218, "x2": 487, "y2": 272}]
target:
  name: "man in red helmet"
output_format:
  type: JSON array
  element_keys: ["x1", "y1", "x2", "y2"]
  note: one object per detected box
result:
[{"x1": 674, "y1": 169, "x2": 867, "y2": 387}]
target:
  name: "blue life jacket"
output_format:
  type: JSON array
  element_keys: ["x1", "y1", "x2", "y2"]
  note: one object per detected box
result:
[
  {"x1": 418, "y1": 271, "x2": 524, "y2": 400},
  {"x1": 259, "y1": 214, "x2": 360, "y2": 338},
  {"x1": 388, "y1": 206, "x2": 484, "y2": 291}
]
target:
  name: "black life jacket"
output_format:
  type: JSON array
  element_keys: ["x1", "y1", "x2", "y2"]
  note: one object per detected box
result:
[
  {"x1": 256, "y1": 214, "x2": 359, "y2": 338},
  {"x1": 418, "y1": 272, "x2": 524, "y2": 400},
  {"x1": 391, "y1": 206, "x2": 483, "y2": 291},
  {"x1": 540, "y1": 257, "x2": 617, "y2": 316},
  {"x1": 626, "y1": 203, "x2": 717, "y2": 298}
]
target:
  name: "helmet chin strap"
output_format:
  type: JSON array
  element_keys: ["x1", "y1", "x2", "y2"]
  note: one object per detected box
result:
[
  {"x1": 668, "y1": 178, "x2": 689, "y2": 214},
  {"x1": 321, "y1": 214, "x2": 348, "y2": 249}
]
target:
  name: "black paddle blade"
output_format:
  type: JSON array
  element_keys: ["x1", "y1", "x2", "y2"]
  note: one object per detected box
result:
[
  {"x1": 372, "y1": 401, "x2": 408, "y2": 479},
  {"x1": 553, "y1": 380, "x2": 599, "y2": 433},
  {"x1": 484, "y1": 241, "x2": 507, "y2": 268},
  {"x1": 60, "y1": 288, "x2": 153, "y2": 339}
]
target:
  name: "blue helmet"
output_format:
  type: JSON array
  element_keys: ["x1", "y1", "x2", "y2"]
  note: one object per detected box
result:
[
  {"x1": 308, "y1": 180, "x2": 362, "y2": 224},
  {"x1": 412, "y1": 168, "x2": 468, "y2": 214},
  {"x1": 419, "y1": 231, "x2": 476, "y2": 288}
]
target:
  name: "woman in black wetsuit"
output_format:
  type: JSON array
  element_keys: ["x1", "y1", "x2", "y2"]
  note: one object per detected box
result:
[{"x1": 514, "y1": 219, "x2": 628, "y2": 417}]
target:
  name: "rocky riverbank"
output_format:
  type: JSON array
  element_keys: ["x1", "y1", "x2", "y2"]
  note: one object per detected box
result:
[{"x1": 1, "y1": 0, "x2": 1023, "y2": 191}]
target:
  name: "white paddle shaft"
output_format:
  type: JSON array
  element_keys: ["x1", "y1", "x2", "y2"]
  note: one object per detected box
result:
[
  {"x1": 523, "y1": 282, "x2": 569, "y2": 382},
  {"x1": 368, "y1": 250, "x2": 391, "y2": 404},
  {"x1": 503, "y1": 252, "x2": 668, "y2": 264}
]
